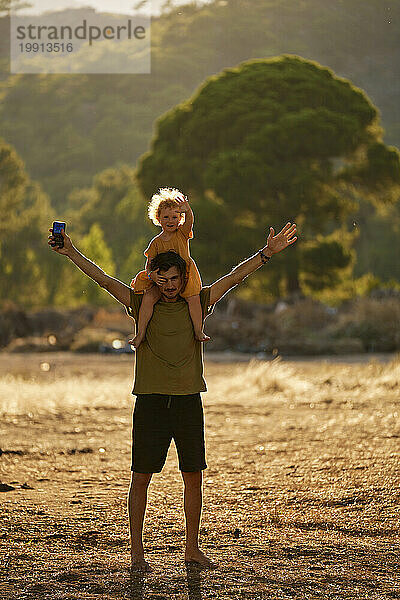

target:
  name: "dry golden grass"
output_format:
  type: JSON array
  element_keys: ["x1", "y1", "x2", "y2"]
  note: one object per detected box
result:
[{"x1": 1, "y1": 352, "x2": 399, "y2": 599}]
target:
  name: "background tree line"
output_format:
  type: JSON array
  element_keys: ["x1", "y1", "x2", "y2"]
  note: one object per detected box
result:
[{"x1": 0, "y1": 0, "x2": 399, "y2": 308}]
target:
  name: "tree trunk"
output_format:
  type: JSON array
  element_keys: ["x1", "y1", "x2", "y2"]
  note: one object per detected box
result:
[
  {"x1": 286, "y1": 270, "x2": 300, "y2": 295},
  {"x1": 286, "y1": 255, "x2": 301, "y2": 295}
]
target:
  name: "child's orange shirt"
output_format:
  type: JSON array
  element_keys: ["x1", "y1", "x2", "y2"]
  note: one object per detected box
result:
[{"x1": 131, "y1": 226, "x2": 202, "y2": 298}]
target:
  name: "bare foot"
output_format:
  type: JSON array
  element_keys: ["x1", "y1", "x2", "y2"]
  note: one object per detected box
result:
[
  {"x1": 195, "y1": 332, "x2": 211, "y2": 343},
  {"x1": 131, "y1": 554, "x2": 152, "y2": 573},
  {"x1": 128, "y1": 334, "x2": 144, "y2": 349},
  {"x1": 185, "y1": 548, "x2": 217, "y2": 569}
]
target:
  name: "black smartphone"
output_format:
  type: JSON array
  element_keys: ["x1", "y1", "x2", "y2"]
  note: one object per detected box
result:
[{"x1": 52, "y1": 221, "x2": 66, "y2": 248}]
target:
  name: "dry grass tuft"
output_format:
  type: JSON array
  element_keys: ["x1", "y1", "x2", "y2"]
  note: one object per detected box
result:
[
  {"x1": 213, "y1": 357, "x2": 315, "y2": 403},
  {"x1": 0, "y1": 373, "x2": 132, "y2": 416}
]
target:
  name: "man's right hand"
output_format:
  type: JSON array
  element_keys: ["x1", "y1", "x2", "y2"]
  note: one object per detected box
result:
[
  {"x1": 149, "y1": 269, "x2": 167, "y2": 285},
  {"x1": 47, "y1": 227, "x2": 131, "y2": 307},
  {"x1": 48, "y1": 228, "x2": 73, "y2": 256}
]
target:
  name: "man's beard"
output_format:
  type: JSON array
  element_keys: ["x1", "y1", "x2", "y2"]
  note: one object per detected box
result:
[{"x1": 162, "y1": 289, "x2": 180, "y2": 299}]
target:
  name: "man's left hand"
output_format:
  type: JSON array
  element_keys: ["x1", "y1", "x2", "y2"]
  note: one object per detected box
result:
[{"x1": 266, "y1": 222, "x2": 297, "y2": 255}]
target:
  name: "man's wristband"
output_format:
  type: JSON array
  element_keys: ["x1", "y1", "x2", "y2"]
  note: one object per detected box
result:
[{"x1": 259, "y1": 249, "x2": 271, "y2": 264}]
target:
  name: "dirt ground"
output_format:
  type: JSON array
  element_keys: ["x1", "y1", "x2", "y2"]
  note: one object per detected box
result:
[{"x1": 1, "y1": 351, "x2": 399, "y2": 600}]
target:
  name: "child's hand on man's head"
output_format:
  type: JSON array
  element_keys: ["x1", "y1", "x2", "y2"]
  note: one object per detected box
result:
[{"x1": 150, "y1": 269, "x2": 167, "y2": 285}]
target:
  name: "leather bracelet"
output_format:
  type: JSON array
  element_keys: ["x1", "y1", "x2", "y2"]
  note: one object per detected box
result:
[{"x1": 259, "y1": 249, "x2": 271, "y2": 264}]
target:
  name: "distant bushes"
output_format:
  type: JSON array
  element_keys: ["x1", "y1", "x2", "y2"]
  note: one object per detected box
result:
[
  {"x1": 1, "y1": 291, "x2": 399, "y2": 355},
  {"x1": 328, "y1": 297, "x2": 400, "y2": 353},
  {"x1": 205, "y1": 291, "x2": 400, "y2": 355},
  {"x1": 0, "y1": 305, "x2": 96, "y2": 352}
]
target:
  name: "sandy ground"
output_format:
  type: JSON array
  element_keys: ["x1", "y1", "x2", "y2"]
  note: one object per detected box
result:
[{"x1": 0, "y1": 351, "x2": 399, "y2": 600}]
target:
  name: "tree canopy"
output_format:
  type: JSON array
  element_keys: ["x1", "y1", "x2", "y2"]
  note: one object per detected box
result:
[
  {"x1": 137, "y1": 56, "x2": 400, "y2": 296},
  {"x1": 1, "y1": 0, "x2": 399, "y2": 210},
  {"x1": 0, "y1": 137, "x2": 54, "y2": 307},
  {"x1": 1, "y1": 0, "x2": 400, "y2": 305}
]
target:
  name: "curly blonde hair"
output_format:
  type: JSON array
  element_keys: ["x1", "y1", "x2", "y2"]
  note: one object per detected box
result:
[{"x1": 148, "y1": 187, "x2": 185, "y2": 227}]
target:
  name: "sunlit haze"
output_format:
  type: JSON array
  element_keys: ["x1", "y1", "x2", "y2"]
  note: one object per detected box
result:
[{"x1": 15, "y1": 0, "x2": 209, "y2": 16}]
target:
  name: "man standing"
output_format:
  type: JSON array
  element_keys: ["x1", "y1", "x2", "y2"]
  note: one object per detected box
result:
[{"x1": 48, "y1": 221, "x2": 297, "y2": 571}]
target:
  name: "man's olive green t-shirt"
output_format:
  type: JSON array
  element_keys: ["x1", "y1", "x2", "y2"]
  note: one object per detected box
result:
[{"x1": 125, "y1": 287, "x2": 215, "y2": 395}]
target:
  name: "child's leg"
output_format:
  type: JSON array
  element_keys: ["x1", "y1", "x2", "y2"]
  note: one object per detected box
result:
[
  {"x1": 186, "y1": 295, "x2": 210, "y2": 342},
  {"x1": 129, "y1": 286, "x2": 161, "y2": 348}
]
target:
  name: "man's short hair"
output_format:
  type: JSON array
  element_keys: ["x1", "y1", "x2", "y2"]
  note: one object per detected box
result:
[{"x1": 150, "y1": 251, "x2": 187, "y2": 280}]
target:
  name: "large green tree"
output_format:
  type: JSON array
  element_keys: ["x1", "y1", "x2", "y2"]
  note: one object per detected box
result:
[
  {"x1": 0, "y1": 138, "x2": 55, "y2": 307},
  {"x1": 137, "y1": 56, "x2": 400, "y2": 296}
]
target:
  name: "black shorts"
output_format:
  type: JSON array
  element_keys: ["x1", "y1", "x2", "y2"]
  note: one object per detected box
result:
[{"x1": 131, "y1": 393, "x2": 207, "y2": 473}]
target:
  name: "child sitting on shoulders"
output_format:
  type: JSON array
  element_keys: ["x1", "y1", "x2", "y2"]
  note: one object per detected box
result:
[{"x1": 130, "y1": 187, "x2": 209, "y2": 348}]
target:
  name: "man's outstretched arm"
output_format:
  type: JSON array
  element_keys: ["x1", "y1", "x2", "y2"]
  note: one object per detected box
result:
[
  {"x1": 209, "y1": 222, "x2": 297, "y2": 305},
  {"x1": 48, "y1": 227, "x2": 131, "y2": 307}
]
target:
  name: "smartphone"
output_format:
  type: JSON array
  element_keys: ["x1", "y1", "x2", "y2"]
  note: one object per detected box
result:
[{"x1": 52, "y1": 221, "x2": 66, "y2": 248}]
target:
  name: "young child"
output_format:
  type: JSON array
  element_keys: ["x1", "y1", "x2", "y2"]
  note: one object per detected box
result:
[{"x1": 129, "y1": 187, "x2": 210, "y2": 348}]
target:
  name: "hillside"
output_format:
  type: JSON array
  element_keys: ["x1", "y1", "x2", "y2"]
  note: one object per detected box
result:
[
  {"x1": 1, "y1": 0, "x2": 399, "y2": 306},
  {"x1": 0, "y1": 0, "x2": 399, "y2": 210}
]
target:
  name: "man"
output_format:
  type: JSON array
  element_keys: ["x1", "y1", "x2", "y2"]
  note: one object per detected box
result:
[{"x1": 48, "y1": 221, "x2": 297, "y2": 571}]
